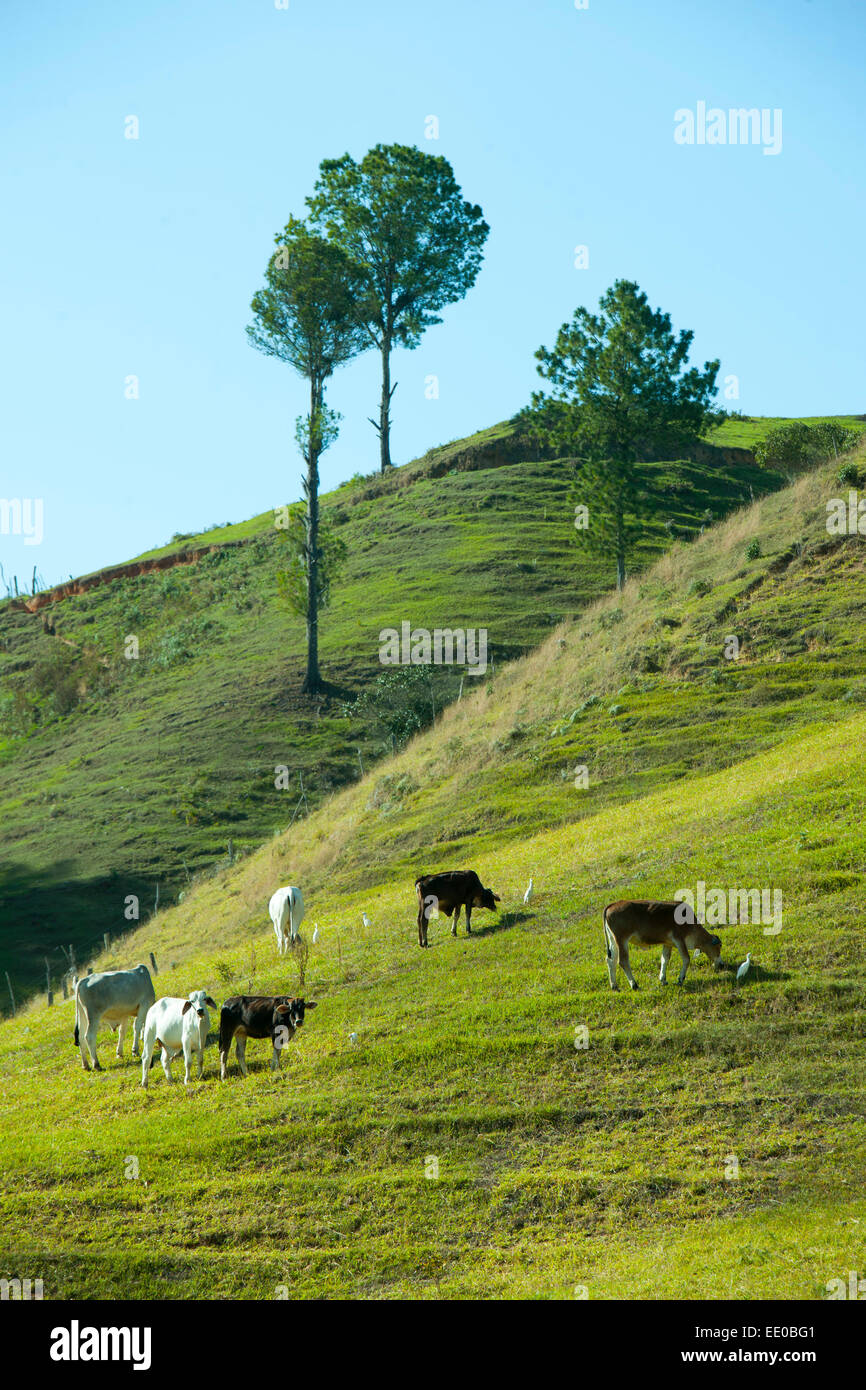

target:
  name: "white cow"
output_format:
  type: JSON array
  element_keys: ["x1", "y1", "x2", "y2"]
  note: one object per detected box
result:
[
  {"x1": 74, "y1": 964, "x2": 156, "y2": 1072},
  {"x1": 140, "y1": 989, "x2": 217, "y2": 1087},
  {"x1": 269, "y1": 886, "x2": 305, "y2": 956}
]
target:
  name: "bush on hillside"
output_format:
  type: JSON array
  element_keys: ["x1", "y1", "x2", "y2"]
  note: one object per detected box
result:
[
  {"x1": 837, "y1": 461, "x2": 861, "y2": 486},
  {"x1": 343, "y1": 666, "x2": 457, "y2": 753},
  {"x1": 754, "y1": 421, "x2": 862, "y2": 474}
]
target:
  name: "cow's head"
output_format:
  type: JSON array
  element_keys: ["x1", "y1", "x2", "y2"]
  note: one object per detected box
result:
[
  {"x1": 705, "y1": 934, "x2": 724, "y2": 967},
  {"x1": 182, "y1": 989, "x2": 217, "y2": 1020},
  {"x1": 274, "y1": 997, "x2": 317, "y2": 1032},
  {"x1": 479, "y1": 888, "x2": 501, "y2": 912}
]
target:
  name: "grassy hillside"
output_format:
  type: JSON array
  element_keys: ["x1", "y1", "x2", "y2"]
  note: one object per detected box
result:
[
  {"x1": 0, "y1": 424, "x2": 792, "y2": 1001},
  {"x1": 0, "y1": 440, "x2": 864, "y2": 1299}
]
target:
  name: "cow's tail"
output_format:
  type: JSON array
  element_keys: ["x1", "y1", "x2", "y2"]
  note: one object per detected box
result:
[
  {"x1": 217, "y1": 1006, "x2": 231, "y2": 1057},
  {"x1": 73, "y1": 981, "x2": 85, "y2": 1048},
  {"x1": 602, "y1": 905, "x2": 614, "y2": 961}
]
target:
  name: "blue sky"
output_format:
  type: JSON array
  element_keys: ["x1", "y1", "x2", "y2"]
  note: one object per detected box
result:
[{"x1": 1, "y1": 0, "x2": 863, "y2": 586}]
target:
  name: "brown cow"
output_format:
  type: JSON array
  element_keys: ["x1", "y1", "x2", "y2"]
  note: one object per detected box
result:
[
  {"x1": 603, "y1": 899, "x2": 723, "y2": 991},
  {"x1": 415, "y1": 870, "x2": 501, "y2": 948}
]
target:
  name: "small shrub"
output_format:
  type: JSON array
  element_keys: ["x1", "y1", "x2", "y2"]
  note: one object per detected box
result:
[
  {"x1": 598, "y1": 609, "x2": 624, "y2": 630},
  {"x1": 746, "y1": 539, "x2": 762, "y2": 560},
  {"x1": 837, "y1": 462, "x2": 860, "y2": 487},
  {"x1": 688, "y1": 578, "x2": 712, "y2": 598}
]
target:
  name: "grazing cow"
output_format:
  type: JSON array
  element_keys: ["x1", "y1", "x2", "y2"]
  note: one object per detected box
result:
[
  {"x1": 140, "y1": 989, "x2": 217, "y2": 1088},
  {"x1": 414, "y1": 870, "x2": 501, "y2": 948},
  {"x1": 603, "y1": 899, "x2": 723, "y2": 991},
  {"x1": 269, "y1": 886, "x2": 305, "y2": 956},
  {"x1": 73, "y1": 964, "x2": 156, "y2": 1071},
  {"x1": 218, "y1": 995, "x2": 317, "y2": 1079}
]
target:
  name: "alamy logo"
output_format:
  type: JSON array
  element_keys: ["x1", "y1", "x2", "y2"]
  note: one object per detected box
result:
[
  {"x1": 0, "y1": 1276, "x2": 43, "y2": 1299},
  {"x1": 826, "y1": 1271, "x2": 866, "y2": 1300},
  {"x1": 674, "y1": 881, "x2": 783, "y2": 935},
  {"x1": 0, "y1": 497, "x2": 43, "y2": 545},
  {"x1": 50, "y1": 1320, "x2": 152, "y2": 1371},
  {"x1": 674, "y1": 102, "x2": 782, "y2": 156},
  {"x1": 379, "y1": 621, "x2": 488, "y2": 675},
  {"x1": 826, "y1": 491, "x2": 866, "y2": 535}
]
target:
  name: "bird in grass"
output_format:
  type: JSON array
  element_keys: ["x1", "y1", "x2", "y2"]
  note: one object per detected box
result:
[
  {"x1": 736, "y1": 953, "x2": 753, "y2": 983},
  {"x1": 523, "y1": 878, "x2": 534, "y2": 906},
  {"x1": 312, "y1": 924, "x2": 319, "y2": 945},
  {"x1": 348, "y1": 1032, "x2": 359, "y2": 1046},
  {"x1": 361, "y1": 912, "x2": 373, "y2": 929}
]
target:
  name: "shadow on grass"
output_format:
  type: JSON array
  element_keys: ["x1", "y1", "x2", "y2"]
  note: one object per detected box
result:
[
  {"x1": 0, "y1": 858, "x2": 158, "y2": 1014},
  {"x1": 470, "y1": 909, "x2": 531, "y2": 938}
]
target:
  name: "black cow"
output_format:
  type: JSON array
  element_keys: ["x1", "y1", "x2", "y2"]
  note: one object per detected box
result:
[
  {"x1": 218, "y1": 995, "x2": 316, "y2": 1079},
  {"x1": 414, "y1": 870, "x2": 501, "y2": 948}
]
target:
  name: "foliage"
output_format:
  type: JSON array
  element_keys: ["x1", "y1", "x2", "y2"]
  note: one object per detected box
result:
[
  {"x1": 525, "y1": 281, "x2": 719, "y2": 589},
  {"x1": 307, "y1": 144, "x2": 489, "y2": 469},
  {"x1": 754, "y1": 421, "x2": 863, "y2": 474},
  {"x1": 343, "y1": 666, "x2": 446, "y2": 751},
  {"x1": 275, "y1": 501, "x2": 347, "y2": 619},
  {"x1": 246, "y1": 217, "x2": 368, "y2": 385}
]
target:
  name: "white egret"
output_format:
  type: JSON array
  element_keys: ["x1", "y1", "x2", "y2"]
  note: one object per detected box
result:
[
  {"x1": 523, "y1": 878, "x2": 534, "y2": 906},
  {"x1": 736, "y1": 953, "x2": 752, "y2": 983}
]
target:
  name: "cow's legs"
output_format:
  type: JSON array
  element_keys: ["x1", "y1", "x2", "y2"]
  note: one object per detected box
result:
[
  {"x1": 115, "y1": 1018, "x2": 127, "y2": 1058},
  {"x1": 451, "y1": 905, "x2": 460, "y2": 937},
  {"x1": 465, "y1": 904, "x2": 472, "y2": 936},
  {"x1": 271, "y1": 1043, "x2": 282, "y2": 1073},
  {"x1": 659, "y1": 945, "x2": 672, "y2": 984},
  {"x1": 161, "y1": 1045, "x2": 174, "y2": 1082},
  {"x1": 219, "y1": 1021, "x2": 235, "y2": 1080},
  {"x1": 417, "y1": 899, "x2": 427, "y2": 948},
  {"x1": 674, "y1": 938, "x2": 691, "y2": 985},
  {"x1": 77, "y1": 1000, "x2": 93, "y2": 1069},
  {"x1": 619, "y1": 938, "x2": 639, "y2": 990},
  {"x1": 182, "y1": 1038, "x2": 193, "y2": 1085},
  {"x1": 85, "y1": 1018, "x2": 102, "y2": 1070},
  {"x1": 132, "y1": 1004, "x2": 148, "y2": 1057},
  {"x1": 140, "y1": 1028, "x2": 155, "y2": 1087},
  {"x1": 236, "y1": 1035, "x2": 249, "y2": 1077}
]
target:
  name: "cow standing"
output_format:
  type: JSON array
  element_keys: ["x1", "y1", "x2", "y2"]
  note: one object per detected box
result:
[
  {"x1": 140, "y1": 989, "x2": 217, "y2": 1087},
  {"x1": 218, "y1": 995, "x2": 316, "y2": 1079},
  {"x1": 74, "y1": 965, "x2": 156, "y2": 1071},
  {"x1": 414, "y1": 870, "x2": 501, "y2": 948},
  {"x1": 269, "y1": 886, "x2": 305, "y2": 956},
  {"x1": 603, "y1": 899, "x2": 724, "y2": 991}
]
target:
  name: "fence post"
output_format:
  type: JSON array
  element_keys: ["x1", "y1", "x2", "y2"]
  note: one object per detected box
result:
[
  {"x1": 149, "y1": 952, "x2": 158, "y2": 975},
  {"x1": 103, "y1": 933, "x2": 110, "y2": 952},
  {"x1": 5, "y1": 971, "x2": 16, "y2": 1015}
]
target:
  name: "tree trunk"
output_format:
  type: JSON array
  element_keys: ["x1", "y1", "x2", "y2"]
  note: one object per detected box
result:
[
  {"x1": 302, "y1": 380, "x2": 322, "y2": 695},
  {"x1": 379, "y1": 336, "x2": 393, "y2": 472}
]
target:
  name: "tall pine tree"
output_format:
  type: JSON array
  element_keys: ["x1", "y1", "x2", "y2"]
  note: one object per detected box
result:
[{"x1": 527, "y1": 280, "x2": 720, "y2": 590}]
